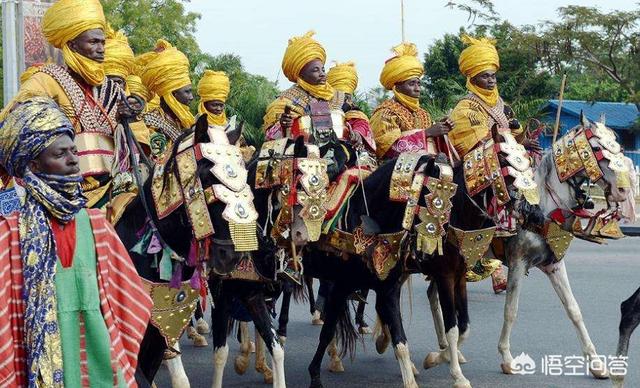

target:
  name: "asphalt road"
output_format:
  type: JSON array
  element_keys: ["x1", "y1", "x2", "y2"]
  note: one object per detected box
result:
[{"x1": 155, "y1": 238, "x2": 639, "y2": 388}]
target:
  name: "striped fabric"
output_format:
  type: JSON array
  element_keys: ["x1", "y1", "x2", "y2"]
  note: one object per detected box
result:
[{"x1": 0, "y1": 209, "x2": 153, "y2": 387}]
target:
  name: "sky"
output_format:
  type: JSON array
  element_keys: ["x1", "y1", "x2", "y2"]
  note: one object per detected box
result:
[{"x1": 186, "y1": 0, "x2": 638, "y2": 92}]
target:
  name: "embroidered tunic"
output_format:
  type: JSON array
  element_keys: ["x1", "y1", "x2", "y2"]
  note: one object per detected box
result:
[{"x1": 370, "y1": 99, "x2": 434, "y2": 160}]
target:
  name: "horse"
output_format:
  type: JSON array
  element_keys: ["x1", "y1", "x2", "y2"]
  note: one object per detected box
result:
[
  {"x1": 116, "y1": 116, "x2": 285, "y2": 388},
  {"x1": 299, "y1": 152, "x2": 461, "y2": 388},
  {"x1": 612, "y1": 286, "x2": 640, "y2": 388},
  {"x1": 424, "y1": 116, "x2": 632, "y2": 381}
]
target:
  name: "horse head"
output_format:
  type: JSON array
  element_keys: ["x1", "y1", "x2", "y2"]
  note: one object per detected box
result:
[
  {"x1": 250, "y1": 136, "x2": 331, "y2": 248},
  {"x1": 152, "y1": 115, "x2": 260, "y2": 274},
  {"x1": 538, "y1": 114, "x2": 632, "y2": 217}
]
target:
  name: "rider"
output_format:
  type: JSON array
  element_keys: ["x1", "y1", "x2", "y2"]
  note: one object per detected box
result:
[
  {"x1": 448, "y1": 35, "x2": 541, "y2": 293},
  {"x1": 140, "y1": 39, "x2": 195, "y2": 158},
  {"x1": 327, "y1": 61, "x2": 376, "y2": 154},
  {"x1": 1, "y1": 0, "x2": 125, "y2": 208},
  {"x1": 263, "y1": 31, "x2": 357, "y2": 149},
  {"x1": 371, "y1": 42, "x2": 453, "y2": 160},
  {"x1": 0, "y1": 97, "x2": 151, "y2": 387}
]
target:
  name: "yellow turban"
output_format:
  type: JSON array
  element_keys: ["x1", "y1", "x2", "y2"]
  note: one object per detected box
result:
[
  {"x1": 198, "y1": 70, "x2": 230, "y2": 126},
  {"x1": 379, "y1": 42, "x2": 423, "y2": 90},
  {"x1": 141, "y1": 39, "x2": 195, "y2": 128},
  {"x1": 458, "y1": 35, "x2": 499, "y2": 78},
  {"x1": 327, "y1": 62, "x2": 358, "y2": 95},
  {"x1": 104, "y1": 25, "x2": 135, "y2": 80},
  {"x1": 280, "y1": 31, "x2": 334, "y2": 101},
  {"x1": 42, "y1": 0, "x2": 106, "y2": 86},
  {"x1": 281, "y1": 31, "x2": 326, "y2": 83},
  {"x1": 458, "y1": 35, "x2": 500, "y2": 106},
  {"x1": 127, "y1": 75, "x2": 152, "y2": 102},
  {"x1": 379, "y1": 42, "x2": 423, "y2": 111}
]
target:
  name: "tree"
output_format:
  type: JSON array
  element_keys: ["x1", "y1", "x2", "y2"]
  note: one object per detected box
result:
[
  {"x1": 538, "y1": 6, "x2": 640, "y2": 109},
  {"x1": 101, "y1": 0, "x2": 201, "y2": 59}
]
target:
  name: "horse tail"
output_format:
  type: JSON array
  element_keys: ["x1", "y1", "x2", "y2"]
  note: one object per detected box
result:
[
  {"x1": 291, "y1": 280, "x2": 308, "y2": 303},
  {"x1": 336, "y1": 297, "x2": 358, "y2": 360}
]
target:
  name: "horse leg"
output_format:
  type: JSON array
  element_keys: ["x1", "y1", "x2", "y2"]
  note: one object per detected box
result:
[
  {"x1": 278, "y1": 284, "x2": 292, "y2": 343},
  {"x1": 326, "y1": 337, "x2": 345, "y2": 373},
  {"x1": 136, "y1": 325, "x2": 167, "y2": 384},
  {"x1": 376, "y1": 283, "x2": 419, "y2": 388},
  {"x1": 612, "y1": 287, "x2": 640, "y2": 388},
  {"x1": 234, "y1": 321, "x2": 251, "y2": 375},
  {"x1": 165, "y1": 342, "x2": 190, "y2": 388},
  {"x1": 255, "y1": 329, "x2": 274, "y2": 384},
  {"x1": 427, "y1": 280, "x2": 448, "y2": 350},
  {"x1": 542, "y1": 260, "x2": 608, "y2": 379},
  {"x1": 356, "y1": 288, "x2": 372, "y2": 334},
  {"x1": 308, "y1": 285, "x2": 350, "y2": 388},
  {"x1": 306, "y1": 275, "x2": 316, "y2": 316},
  {"x1": 424, "y1": 275, "x2": 470, "y2": 388},
  {"x1": 210, "y1": 288, "x2": 231, "y2": 388},
  {"x1": 195, "y1": 300, "x2": 210, "y2": 334},
  {"x1": 497, "y1": 255, "x2": 527, "y2": 374},
  {"x1": 242, "y1": 292, "x2": 286, "y2": 388}
]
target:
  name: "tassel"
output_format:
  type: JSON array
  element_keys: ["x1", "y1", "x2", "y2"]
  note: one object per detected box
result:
[
  {"x1": 169, "y1": 263, "x2": 183, "y2": 289},
  {"x1": 147, "y1": 232, "x2": 163, "y2": 255},
  {"x1": 190, "y1": 269, "x2": 201, "y2": 290},
  {"x1": 187, "y1": 239, "x2": 197, "y2": 266},
  {"x1": 159, "y1": 247, "x2": 174, "y2": 280}
]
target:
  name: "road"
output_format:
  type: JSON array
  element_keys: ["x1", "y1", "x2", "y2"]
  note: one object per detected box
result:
[{"x1": 155, "y1": 238, "x2": 639, "y2": 388}]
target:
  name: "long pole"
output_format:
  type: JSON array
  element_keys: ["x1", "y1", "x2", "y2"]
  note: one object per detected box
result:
[
  {"x1": 401, "y1": 0, "x2": 406, "y2": 42},
  {"x1": 553, "y1": 73, "x2": 567, "y2": 143},
  {"x1": 2, "y1": 0, "x2": 19, "y2": 103}
]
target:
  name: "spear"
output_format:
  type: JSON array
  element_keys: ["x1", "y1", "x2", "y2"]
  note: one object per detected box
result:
[
  {"x1": 401, "y1": 0, "x2": 406, "y2": 42},
  {"x1": 553, "y1": 73, "x2": 567, "y2": 143}
]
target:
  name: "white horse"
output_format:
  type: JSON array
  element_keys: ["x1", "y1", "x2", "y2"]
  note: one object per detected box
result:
[{"x1": 424, "y1": 116, "x2": 631, "y2": 382}]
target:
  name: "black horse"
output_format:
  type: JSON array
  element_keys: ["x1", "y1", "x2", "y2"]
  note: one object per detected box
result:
[
  {"x1": 299, "y1": 153, "x2": 456, "y2": 388},
  {"x1": 116, "y1": 116, "x2": 285, "y2": 387}
]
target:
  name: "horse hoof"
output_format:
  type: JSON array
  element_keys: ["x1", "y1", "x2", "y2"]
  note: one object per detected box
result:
[
  {"x1": 195, "y1": 318, "x2": 210, "y2": 334},
  {"x1": 234, "y1": 355, "x2": 249, "y2": 375},
  {"x1": 249, "y1": 341, "x2": 256, "y2": 354},
  {"x1": 458, "y1": 351, "x2": 468, "y2": 364},
  {"x1": 358, "y1": 325, "x2": 373, "y2": 335},
  {"x1": 191, "y1": 334, "x2": 208, "y2": 347},
  {"x1": 279, "y1": 336, "x2": 287, "y2": 346},
  {"x1": 411, "y1": 361, "x2": 419, "y2": 376},
  {"x1": 309, "y1": 377, "x2": 323, "y2": 388},
  {"x1": 590, "y1": 365, "x2": 609, "y2": 379},
  {"x1": 453, "y1": 379, "x2": 472, "y2": 388},
  {"x1": 329, "y1": 359, "x2": 345, "y2": 373},
  {"x1": 405, "y1": 381, "x2": 419, "y2": 388},
  {"x1": 500, "y1": 362, "x2": 513, "y2": 375},
  {"x1": 312, "y1": 311, "x2": 324, "y2": 326},
  {"x1": 611, "y1": 375, "x2": 625, "y2": 388},
  {"x1": 375, "y1": 334, "x2": 390, "y2": 354},
  {"x1": 256, "y1": 364, "x2": 273, "y2": 384},
  {"x1": 423, "y1": 352, "x2": 440, "y2": 369},
  {"x1": 170, "y1": 376, "x2": 191, "y2": 388}
]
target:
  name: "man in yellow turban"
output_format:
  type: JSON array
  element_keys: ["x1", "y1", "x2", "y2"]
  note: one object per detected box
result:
[
  {"x1": 104, "y1": 25, "x2": 135, "y2": 90},
  {"x1": 262, "y1": 31, "x2": 346, "y2": 146},
  {"x1": 327, "y1": 61, "x2": 376, "y2": 153},
  {"x1": 1, "y1": 0, "x2": 130, "y2": 208},
  {"x1": 370, "y1": 42, "x2": 453, "y2": 160},
  {"x1": 141, "y1": 39, "x2": 195, "y2": 157},
  {"x1": 448, "y1": 35, "x2": 541, "y2": 293},
  {"x1": 198, "y1": 70, "x2": 230, "y2": 128}
]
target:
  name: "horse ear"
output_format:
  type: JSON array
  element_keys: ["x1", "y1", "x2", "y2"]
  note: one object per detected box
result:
[
  {"x1": 580, "y1": 110, "x2": 590, "y2": 128},
  {"x1": 293, "y1": 135, "x2": 307, "y2": 157},
  {"x1": 226, "y1": 121, "x2": 243, "y2": 145},
  {"x1": 194, "y1": 115, "x2": 210, "y2": 144},
  {"x1": 598, "y1": 113, "x2": 606, "y2": 126}
]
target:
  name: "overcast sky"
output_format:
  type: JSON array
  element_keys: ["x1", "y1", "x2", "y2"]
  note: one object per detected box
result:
[{"x1": 186, "y1": 0, "x2": 637, "y2": 92}]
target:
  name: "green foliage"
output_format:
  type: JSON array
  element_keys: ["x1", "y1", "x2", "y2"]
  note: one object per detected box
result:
[{"x1": 101, "y1": 0, "x2": 201, "y2": 58}]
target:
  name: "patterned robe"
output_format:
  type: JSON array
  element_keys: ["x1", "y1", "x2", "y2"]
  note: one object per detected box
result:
[{"x1": 0, "y1": 209, "x2": 152, "y2": 387}]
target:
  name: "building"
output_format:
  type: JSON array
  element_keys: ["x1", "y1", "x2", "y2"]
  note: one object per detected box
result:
[{"x1": 540, "y1": 100, "x2": 640, "y2": 168}]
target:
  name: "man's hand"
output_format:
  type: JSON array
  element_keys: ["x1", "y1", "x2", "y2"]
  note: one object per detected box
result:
[
  {"x1": 425, "y1": 118, "x2": 454, "y2": 137},
  {"x1": 522, "y1": 137, "x2": 542, "y2": 152},
  {"x1": 509, "y1": 118, "x2": 521, "y2": 130},
  {"x1": 279, "y1": 105, "x2": 294, "y2": 130},
  {"x1": 117, "y1": 96, "x2": 144, "y2": 120}
]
